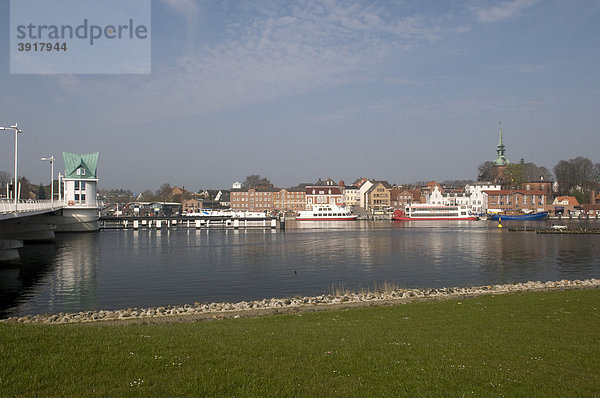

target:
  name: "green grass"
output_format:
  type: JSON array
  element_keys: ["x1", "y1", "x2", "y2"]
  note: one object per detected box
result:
[{"x1": 1, "y1": 289, "x2": 599, "y2": 397}]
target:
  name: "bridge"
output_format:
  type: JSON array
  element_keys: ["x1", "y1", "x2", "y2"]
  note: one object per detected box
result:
[
  {"x1": 0, "y1": 199, "x2": 65, "y2": 264},
  {"x1": 0, "y1": 198, "x2": 62, "y2": 220}
]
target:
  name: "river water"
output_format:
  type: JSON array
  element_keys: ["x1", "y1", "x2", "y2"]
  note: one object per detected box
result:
[{"x1": 1, "y1": 220, "x2": 599, "y2": 318}]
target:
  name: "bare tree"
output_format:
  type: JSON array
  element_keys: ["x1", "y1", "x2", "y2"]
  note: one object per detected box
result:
[
  {"x1": 553, "y1": 156, "x2": 599, "y2": 199},
  {"x1": 477, "y1": 161, "x2": 496, "y2": 181},
  {"x1": 242, "y1": 174, "x2": 271, "y2": 189},
  {"x1": 0, "y1": 171, "x2": 11, "y2": 192},
  {"x1": 157, "y1": 183, "x2": 172, "y2": 202}
]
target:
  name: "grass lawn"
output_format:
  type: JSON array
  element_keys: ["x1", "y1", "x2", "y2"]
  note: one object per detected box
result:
[{"x1": 1, "y1": 289, "x2": 599, "y2": 397}]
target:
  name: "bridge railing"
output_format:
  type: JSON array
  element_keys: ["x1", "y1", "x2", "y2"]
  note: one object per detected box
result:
[{"x1": 0, "y1": 199, "x2": 61, "y2": 215}]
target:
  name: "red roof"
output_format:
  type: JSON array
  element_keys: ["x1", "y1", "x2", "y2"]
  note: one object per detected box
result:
[{"x1": 554, "y1": 196, "x2": 579, "y2": 205}]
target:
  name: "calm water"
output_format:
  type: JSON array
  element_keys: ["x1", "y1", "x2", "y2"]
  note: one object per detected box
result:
[{"x1": 1, "y1": 220, "x2": 600, "y2": 318}]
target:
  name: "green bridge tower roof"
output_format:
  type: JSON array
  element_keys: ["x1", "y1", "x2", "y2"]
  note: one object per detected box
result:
[{"x1": 63, "y1": 152, "x2": 99, "y2": 179}]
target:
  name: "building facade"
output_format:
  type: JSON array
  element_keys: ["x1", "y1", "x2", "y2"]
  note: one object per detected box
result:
[
  {"x1": 182, "y1": 198, "x2": 204, "y2": 213},
  {"x1": 483, "y1": 189, "x2": 546, "y2": 213},
  {"x1": 273, "y1": 189, "x2": 306, "y2": 212},
  {"x1": 343, "y1": 185, "x2": 360, "y2": 207},
  {"x1": 365, "y1": 182, "x2": 390, "y2": 212},
  {"x1": 305, "y1": 186, "x2": 344, "y2": 209},
  {"x1": 60, "y1": 151, "x2": 100, "y2": 231},
  {"x1": 230, "y1": 188, "x2": 277, "y2": 212}
]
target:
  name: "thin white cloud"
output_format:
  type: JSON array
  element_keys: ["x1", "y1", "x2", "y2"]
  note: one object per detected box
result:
[
  {"x1": 474, "y1": 0, "x2": 538, "y2": 23},
  {"x1": 160, "y1": 0, "x2": 198, "y2": 18},
  {"x1": 55, "y1": 1, "x2": 469, "y2": 123}
]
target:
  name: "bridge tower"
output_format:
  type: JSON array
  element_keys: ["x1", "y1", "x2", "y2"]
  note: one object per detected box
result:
[{"x1": 59, "y1": 152, "x2": 100, "y2": 231}]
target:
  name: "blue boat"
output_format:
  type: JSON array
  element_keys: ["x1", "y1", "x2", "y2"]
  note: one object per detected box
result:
[{"x1": 489, "y1": 211, "x2": 548, "y2": 221}]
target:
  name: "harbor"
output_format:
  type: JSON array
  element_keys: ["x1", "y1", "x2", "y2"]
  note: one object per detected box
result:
[{"x1": 2, "y1": 219, "x2": 600, "y2": 319}]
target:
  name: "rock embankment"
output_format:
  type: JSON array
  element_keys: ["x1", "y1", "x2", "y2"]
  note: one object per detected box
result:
[{"x1": 2, "y1": 279, "x2": 599, "y2": 325}]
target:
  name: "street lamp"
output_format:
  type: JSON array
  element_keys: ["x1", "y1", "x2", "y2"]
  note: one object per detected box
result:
[
  {"x1": 41, "y1": 156, "x2": 55, "y2": 206},
  {"x1": 0, "y1": 123, "x2": 23, "y2": 213}
]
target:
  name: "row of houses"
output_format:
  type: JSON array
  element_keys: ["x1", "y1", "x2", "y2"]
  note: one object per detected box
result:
[
  {"x1": 167, "y1": 167, "x2": 600, "y2": 217},
  {"x1": 226, "y1": 179, "x2": 529, "y2": 215}
]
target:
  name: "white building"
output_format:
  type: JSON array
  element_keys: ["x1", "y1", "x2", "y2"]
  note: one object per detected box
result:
[
  {"x1": 358, "y1": 180, "x2": 373, "y2": 209},
  {"x1": 59, "y1": 152, "x2": 100, "y2": 231},
  {"x1": 427, "y1": 183, "x2": 501, "y2": 214},
  {"x1": 343, "y1": 185, "x2": 360, "y2": 207}
]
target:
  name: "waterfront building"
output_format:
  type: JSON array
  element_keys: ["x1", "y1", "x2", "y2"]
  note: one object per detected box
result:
[
  {"x1": 357, "y1": 180, "x2": 373, "y2": 209},
  {"x1": 60, "y1": 151, "x2": 100, "y2": 231},
  {"x1": 343, "y1": 185, "x2": 360, "y2": 207},
  {"x1": 182, "y1": 198, "x2": 204, "y2": 214},
  {"x1": 483, "y1": 189, "x2": 546, "y2": 213},
  {"x1": 390, "y1": 188, "x2": 423, "y2": 210},
  {"x1": 365, "y1": 182, "x2": 391, "y2": 212},
  {"x1": 519, "y1": 177, "x2": 553, "y2": 203},
  {"x1": 464, "y1": 183, "x2": 501, "y2": 214},
  {"x1": 550, "y1": 196, "x2": 580, "y2": 215},
  {"x1": 230, "y1": 188, "x2": 277, "y2": 212},
  {"x1": 273, "y1": 188, "x2": 305, "y2": 212},
  {"x1": 305, "y1": 185, "x2": 344, "y2": 210},
  {"x1": 421, "y1": 181, "x2": 445, "y2": 196}
]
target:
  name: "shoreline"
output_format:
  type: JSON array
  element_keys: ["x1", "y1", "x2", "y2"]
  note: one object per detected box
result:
[{"x1": 2, "y1": 278, "x2": 599, "y2": 325}]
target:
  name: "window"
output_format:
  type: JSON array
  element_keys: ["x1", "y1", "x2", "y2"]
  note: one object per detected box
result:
[
  {"x1": 81, "y1": 194, "x2": 86, "y2": 201},
  {"x1": 75, "y1": 194, "x2": 80, "y2": 201},
  {"x1": 76, "y1": 167, "x2": 85, "y2": 176},
  {"x1": 80, "y1": 181, "x2": 86, "y2": 190}
]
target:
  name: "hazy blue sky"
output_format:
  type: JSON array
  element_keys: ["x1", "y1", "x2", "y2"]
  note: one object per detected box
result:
[{"x1": 1, "y1": 0, "x2": 599, "y2": 192}]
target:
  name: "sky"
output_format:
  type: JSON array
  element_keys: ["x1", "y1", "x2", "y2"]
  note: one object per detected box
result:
[{"x1": 1, "y1": 0, "x2": 599, "y2": 192}]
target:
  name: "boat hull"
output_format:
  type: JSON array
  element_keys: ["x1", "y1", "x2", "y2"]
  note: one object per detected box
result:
[
  {"x1": 296, "y1": 216, "x2": 358, "y2": 221},
  {"x1": 489, "y1": 212, "x2": 548, "y2": 221},
  {"x1": 393, "y1": 216, "x2": 479, "y2": 221}
]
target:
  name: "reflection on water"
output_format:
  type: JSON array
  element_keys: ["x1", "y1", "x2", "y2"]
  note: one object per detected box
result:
[{"x1": 1, "y1": 220, "x2": 600, "y2": 317}]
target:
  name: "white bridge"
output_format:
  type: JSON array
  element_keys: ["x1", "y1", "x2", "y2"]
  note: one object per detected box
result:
[{"x1": 0, "y1": 198, "x2": 63, "y2": 220}]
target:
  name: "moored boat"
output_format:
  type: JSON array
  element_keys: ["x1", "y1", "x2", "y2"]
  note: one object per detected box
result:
[
  {"x1": 393, "y1": 204, "x2": 479, "y2": 221},
  {"x1": 296, "y1": 205, "x2": 357, "y2": 221},
  {"x1": 488, "y1": 211, "x2": 548, "y2": 221}
]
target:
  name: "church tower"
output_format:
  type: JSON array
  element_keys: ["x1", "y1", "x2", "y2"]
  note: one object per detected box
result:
[{"x1": 493, "y1": 123, "x2": 510, "y2": 183}]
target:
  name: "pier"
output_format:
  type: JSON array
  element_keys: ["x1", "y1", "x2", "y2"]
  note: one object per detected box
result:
[{"x1": 99, "y1": 215, "x2": 279, "y2": 230}]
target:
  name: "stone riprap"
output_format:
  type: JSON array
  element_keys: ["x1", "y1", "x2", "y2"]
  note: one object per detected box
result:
[{"x1": 2, "y1": 278, "x2": 599, "y2": 325}]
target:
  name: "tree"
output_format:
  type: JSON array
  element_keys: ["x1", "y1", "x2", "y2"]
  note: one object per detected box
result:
[
  {"x1": 504, "y1": 161, "x2": 526, "y2": 189},
  {"x1": 242, "y1": 174, "x2": 271, "y2": 189},
  {"x1": 36, "y1": 183, "x2": 47, "y2": 200},
  {"x1": 477, "y1": 161, "x2": 496, "y2": 181},
  {"x1": 157, "y1": 183, "x2": 172, "y2": 202},
  {"x1": 18, "y1": 176, "x2": 35, "y2": 199},
  {"x1": 553, "y1": 156, "x2": 598, "y2": 196},
  {"x1": 140, "y1": 189, "x2": 156, "y2": 201},
  {"x1": 0, "y1": 171, "x2": 11, "y2": 190}
]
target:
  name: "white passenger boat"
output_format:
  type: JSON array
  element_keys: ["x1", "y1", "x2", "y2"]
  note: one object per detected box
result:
[
  {"x1": 296, "y1": 205, "x2": 357, "y2": 221},
  {"x1": 393, "y1": 204, "x2": 478, "y2": 221}
]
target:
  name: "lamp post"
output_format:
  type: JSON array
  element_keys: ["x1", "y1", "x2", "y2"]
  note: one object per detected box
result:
[
  {"x1": 0, "y1": 123, "x2": 23, "y2": 213},
  {"x1": 41, "y1": 156, "x2": 55, "y2": 206}
]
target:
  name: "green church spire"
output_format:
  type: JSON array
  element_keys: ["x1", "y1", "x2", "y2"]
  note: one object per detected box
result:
[{"x1": 494, "y1": 122, "x2": 509, "y2": 166}]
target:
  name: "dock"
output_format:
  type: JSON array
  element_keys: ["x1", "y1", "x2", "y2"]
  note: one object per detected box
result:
[
  {"x1": 508, "y1": 226, "x2": 600, "y2": 234},
  {"x1": 99, "y1": 215, "x2": 280, "y2": 230}
]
